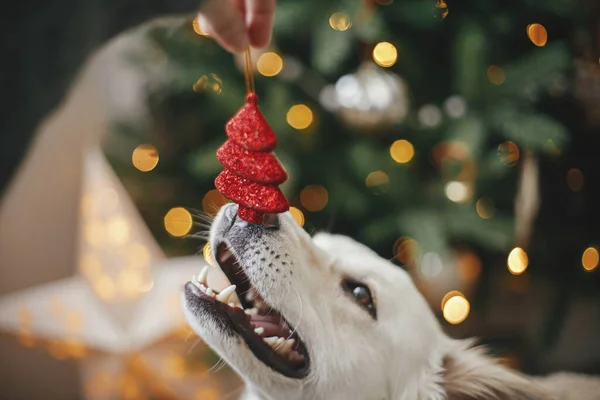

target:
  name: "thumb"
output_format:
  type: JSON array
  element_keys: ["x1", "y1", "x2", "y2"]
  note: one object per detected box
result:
[{"x1": 198, "y1": 0, "x2": 249, "y2": 53}]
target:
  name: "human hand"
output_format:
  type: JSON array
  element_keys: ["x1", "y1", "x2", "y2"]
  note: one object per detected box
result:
[{"x1": 197, "y1": 0, "x2": 276, "y2": 53}]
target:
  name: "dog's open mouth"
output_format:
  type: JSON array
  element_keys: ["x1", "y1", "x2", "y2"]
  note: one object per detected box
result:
[{"x1": 186, "y1": 242, "x2": 310, "y2": 379}]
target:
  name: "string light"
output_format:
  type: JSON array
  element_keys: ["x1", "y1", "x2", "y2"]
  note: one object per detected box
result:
[
  {"x1": 132, "y1": 144, "x2": 159, "y2": 172},
  {"x1": 582, "y1": 247, "x2": 599, "y2": 272},
  {"x1": 507, "y1": 247, "x2": 528, "y2": 275},
  {"x1": 527, "y1": 23, "x2": 547, "y2": 47},
  {"x1": 390, "y1": 140, "x2": 414, "y2": 163},
  {"x1": 202, "y1": 189, "x2": 228, "y2": 216},
  {"x1": 192, "y1": 16, "x2": 209, "y2": 36},
  {"x1": 289, "y1": 207, "x2": 305, "y2": 227},
  {"x1": 566, "y1": 168, "x2": 584, "y2": 192},
  {"x1": 373, "y1": 42, "x2": 398, "y2": 67},
  {"x1": 256, "y1": 52, "x2": 283, "y2": 77},
  {"x1": 366, "y1": 170, "x2": 390, "y2": 187},
  {"x1": 286, "y1": 104, "x2": 314, "y2": 130},
  {"x1": 300, "y1": 185, "x2": 328, "y2": 211},
  {"x1": 329, "y1": 12, "x2": 352, "y2": 31},
  {"x1": 442, "y1": 291, "x2": 470, "y2": 324},
  {"x1": 487, "y1": 65, "x2": 506, "y2": 85},
  {"x1": 193, "y1": 74, "x2": 223, "y2": 94},
  {"x1": 164, "y1": 207, "x2": 193, "y2": 237},
  {"x1": 498, "y1": 141, "x2": 520, "y2": 166},
  {"x1": 445, "y1": 181, "x2": 469, "y2": 203},
  {"x1": 476, "y1": 197, "x2": 494, "y2": 219}
]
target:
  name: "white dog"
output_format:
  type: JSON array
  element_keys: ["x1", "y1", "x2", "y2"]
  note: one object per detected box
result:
[{"x1": 183, "y1": 204, "x2": 600, "y2": 400}]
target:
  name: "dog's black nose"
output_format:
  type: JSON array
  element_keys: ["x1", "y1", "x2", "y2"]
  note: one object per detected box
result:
[{"x1": 262, "y1": 213, "x2": 280, "y2": 229}]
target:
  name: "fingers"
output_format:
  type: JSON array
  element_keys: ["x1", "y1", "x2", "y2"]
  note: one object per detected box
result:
[
  {"x1": 246, "y1": 0, "x2": 276, "y2": 48},
  {"x1": 198, "y1": 0, "x2": 249, "y2": 53}
]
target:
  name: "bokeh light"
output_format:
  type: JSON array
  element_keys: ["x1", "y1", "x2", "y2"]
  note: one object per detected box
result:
[
  {"x1": 498, "y1": 141, "x2": 520, "y2": 166},
  {"x1": 566, "y1": 168, "x2": 584, "y2": 192},
  {"x1": 390, "y1": 140, "x2": 414, "y2": 163},
  {"x1": 164, "y1": 207, "x2": 193, "y2": 237},
  {"x1": 445, "y1": 181, "x2": 469, "y2": 203},
  {"x1": 366, "y1": 170, "x2": 390, "y2": 187},
  {"x1": 106, "y1": 215, "x2": 130, "y2": 245},
  {"x1": 203, "y1": 243, "x2": 215, "y2": 267},
  {"x1": 132, "y1": 144, "x2": 159, "y2": 172},
  {"x1": 256, "y1": 52, "x2": 283, "y2": 77},
  {"x1": 394, "y1": 237, "x2": 419, "y2": 265},
  {"x1": 527, "y1": 23, "x2": 548, "y2": 47},
  {"x1": 193, "y1": 74, "x2": 222, "y2": 94},
  {"x1": 95, "y1": 274, "x2": 117, "y2": 301},
  {"x1": 476, "y1": 197, "x2": 494, "y2": 219},
  {"x1": 286, "y1": 104, "x2": 314, "y2": 130},
  {"x1": 435, "y1": 0, "x2": 449, "y2": 19},
  {"x1": 289, "y1": 206, "x2": 305, "y2": 227},
  {"x1": 507, "y1": 247, "x2": 528, "y2": 275},
  {"x1": 372, "y1": 42, "x2": 398, "y2": 68},
  {"x1": 442, "y1": 291, "x2": 470, "y2": 324},
  {"x1": 300, "y1": 185, "x2": 328, "y2": 212},
  {"x1": 418, "y1": 104, "x2": 442, "y2": 127},
  {"x1": 487, "y1": 65, "x2": 506, "y2": 85},
  {"x1": 329, "y1": 12, "x2": 352, "y2": 31},
  {"x1": 457, "y1": 252, "x2": 482, "y2": 283},
  {"x1": 202, "y1": 189, "x2": 228, "y2": 216},
  {"x1": 192, "y1": 16, "x2": 209, "y2": 36},
  {"x1": 582, "y1": 247, "x2": 599, "y2": 272}
]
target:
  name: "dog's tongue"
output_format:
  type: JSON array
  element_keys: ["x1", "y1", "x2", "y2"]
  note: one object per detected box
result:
[{"x1": 250, "y1": 313, "x2": 291, "y2": 338}]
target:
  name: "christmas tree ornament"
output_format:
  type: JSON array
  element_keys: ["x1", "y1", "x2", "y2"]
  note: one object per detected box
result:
[
  {"x1": 215, "y1": 49, "x2": 289, "y2": 224},
  {"x1": 320, "y1": 62, "x2": 409, "y2": 131}
]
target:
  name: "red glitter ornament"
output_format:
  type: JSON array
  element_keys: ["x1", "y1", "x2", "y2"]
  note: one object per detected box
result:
[{"x1": 215, "y1": 93, "x2": 289, "y2": 224}]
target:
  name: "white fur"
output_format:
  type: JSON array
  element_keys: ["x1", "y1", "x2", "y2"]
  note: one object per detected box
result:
[{"x1": 183, "y1": 204, "x2": 595, "y2": 400}]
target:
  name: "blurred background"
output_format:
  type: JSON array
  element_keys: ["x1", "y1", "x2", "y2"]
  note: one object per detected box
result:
[{"x1": 1, "y1": 0, "x2": 600, "y2": 398}]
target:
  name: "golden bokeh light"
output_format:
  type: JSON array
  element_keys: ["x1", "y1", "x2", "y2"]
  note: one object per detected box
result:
[
  {"x1": 527, "y1": 23, "x2": 548, "y2": 47},
  {"x1": 84, "y1": 221, "x2": 104, "y2": 247},
  {"x1": 117, "y1": 269, "x2": 145, "y2": 298},
  {"x1": 193, "y1": 74, "x2": 223, "y2": 94},
  {"x1": 164, "y1": 207, "x2": 193, "y2": 237},
  {"x1": 582, "y1": 247, "x2": 599, "y2": 272},
  {"x1": 445, "y1": 181, "x2": 469, "y2": 203},
  {"x1": 203, "y1": 243, "x2": 215, "y2": 267},
  {"x1": 366, "y1": 170, "x2": 390, "y2": 187},
  {"x1": 457, "y1": 252, "x2": 482, "y2": 283},
  {"x1": 507, "y1": 247, "x2": 528, "y2": 275},
  {"x1": 257, "y1": 52, "x2": 283, "y2": 77},
  {"x1": 300, "y1": 185, "x2": 329, "y2": 212},
  {"x1": 498, "y1": 141, "x2": 520, "y2": 166},
  {"x1": 435, "y1": 0, "x2": 449, "y2": 19},
  {"x1": 390, "y1": 139, "x2": 415, "y2": 163},
  {"x1": 286, "y1": 104, "x2": 314, "y2": 130},
  {"x1": 329, "y1": 12, "x2": 352, "y2": 31},
  {"x1": 127, "y1": 242, "x2": 150, "y2": 268},
  {"x1": 132, "y1": 144, "x2": 159, "y2": 172},
  {"x1": 566, "y1": 168, "x2": 584, "y2": 192},
  {"x1": 107, "y1": 215, "x2": 130, "y2": 246},
  {"x1": 487, "y1": 65, "x2": 506, "y2": 85},
  {"x1": 95, "y1": 275, "x2": 117, "y2": 301},
  {"x1": 289, "y1": 206, "x2": 305, "y2": 227},
  {"x1": 81, "y1": 253, "x2": 102, "y2": 278},
  {"x1": 476, "y1": 197, "x2": 495, "y2": 219},
  {"x1": 442, "y1": 291, "x2": 470, "y2": 324},
  {"x1": 192, "y1": 16, "x2": 209, "y2": 36},
  {"x1": 373, "y1": 42, "x2": 398, "y2": 67},
  {"x1": 202, "y1": 189, "x2": 229, "y2": 216},
  {"x1": 394, "y1": 237, "x2": 419, "y2": 265}
]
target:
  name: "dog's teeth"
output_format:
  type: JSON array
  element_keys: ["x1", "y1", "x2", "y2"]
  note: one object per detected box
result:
[
  {"x1": 190, "y1": 279, "x2": 202, "y2": 290},
  {"x1": 289, "y1": 350, "x2": 305, "y2": 363},
  {"x1": 229, "y1": 302, "x2": 236, "y2": 308},
  {"x1": 254, "y1": 327, "x2": 265, "y2": 335},
  {"x1": 278, "y1": 339, "x2": 295, "y2": 356},
  {"x1": 263, "y1": 337, "x2": 278, "y2": 347},
  {"x1": 206, "y1": 288, "x2": 214, "y2": 297},
  {"x1": 197, "y1": 266, "x2": 209, "y2": 285},
  {"x1": 244, "y1": 308, "x2": 258, "y2": 315},
  {"x1": 275, "y1": 337, "x2": 285, "y2": 346},
  {"x1": 216, "y1": 285, "x2": 236, "y2": 303}
]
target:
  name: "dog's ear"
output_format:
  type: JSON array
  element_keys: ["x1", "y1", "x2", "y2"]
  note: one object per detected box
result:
[{"x1": 441, "y1": 346, "x2": 552, "y2": 400}]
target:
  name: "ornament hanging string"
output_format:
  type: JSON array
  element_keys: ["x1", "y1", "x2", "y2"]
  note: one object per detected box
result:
[{"x1": 244, "y1": 48, "x2": 256, "y2": 95}]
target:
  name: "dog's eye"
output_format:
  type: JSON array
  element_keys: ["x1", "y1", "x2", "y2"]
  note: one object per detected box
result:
[{"x1": 342, "y1": 279, "x2": 376, "y2": 319}]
